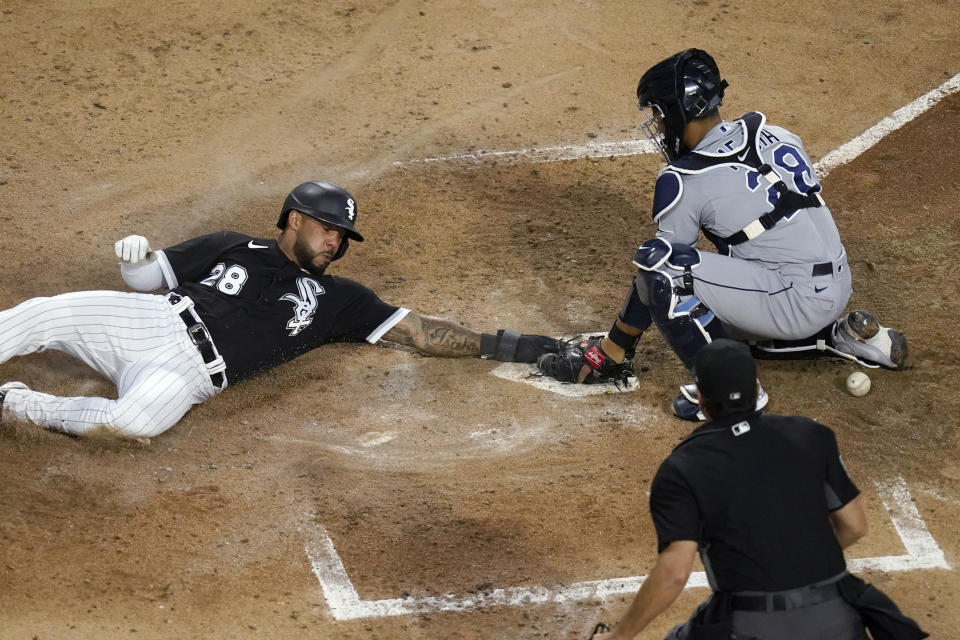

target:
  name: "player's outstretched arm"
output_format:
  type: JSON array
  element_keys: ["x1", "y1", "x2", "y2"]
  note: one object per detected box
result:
[
  {"x1": 600, "y1": 540, "x2": 697, "y2": 640},
  {"x1": 383, "y1": 312, "x2": 482, "y2": 357},
  {"x1": 382, "y1": 312, "x2": 564, "y2": 361}
]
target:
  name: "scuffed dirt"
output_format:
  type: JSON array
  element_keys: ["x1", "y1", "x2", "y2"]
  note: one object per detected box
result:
[{"x1": 1, "y1": 1, "x2": 959, "y2": 638}]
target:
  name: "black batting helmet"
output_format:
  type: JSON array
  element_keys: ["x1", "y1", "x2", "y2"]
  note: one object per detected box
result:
[
  {"x1": 636, "y1": 49, "x2": 728, "y2": 161},
  {"x1": 277, "y1": 180, "x2": 363, "y2": 260}
]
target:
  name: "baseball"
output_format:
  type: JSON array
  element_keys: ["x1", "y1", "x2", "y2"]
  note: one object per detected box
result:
[{"x1": 846, "y1": 371, "x2": 871, "y2": 397}]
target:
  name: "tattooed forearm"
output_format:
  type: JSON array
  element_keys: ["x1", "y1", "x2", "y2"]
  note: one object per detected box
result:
[
  {"x1": 422, "y1": 321, "x2": 481, "y2": 355},
  {"x1": 382, "y1": 313, "x2": 482, "y2": 357}
]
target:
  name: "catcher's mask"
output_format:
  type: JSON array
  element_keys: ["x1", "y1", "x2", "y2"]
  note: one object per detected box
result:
[
  {"x1": 277, "y1": 180, "x2": 363, "y2": 261},
  {"x1": 636, "y1": 49, "x2": 728, "y2": 162}
]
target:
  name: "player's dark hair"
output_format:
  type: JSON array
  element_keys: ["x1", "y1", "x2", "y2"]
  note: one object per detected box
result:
[{"x1": 700, "y1": 394, "x2": 755, "y2": 419}]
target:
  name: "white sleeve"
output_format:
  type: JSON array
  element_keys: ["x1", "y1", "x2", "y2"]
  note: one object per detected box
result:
[
  {"x1": 120, "y1": 260, "x2": 164, "y2": 291},
  {"x1": 119, "y1": 249, "x2": 179, "y2": 291},
  {"x1": 366, "y1": 307, "x2": 411, "y2": 344},
  {"x1": 154, "y1": 250, "x2": 179, "y2": 288}
]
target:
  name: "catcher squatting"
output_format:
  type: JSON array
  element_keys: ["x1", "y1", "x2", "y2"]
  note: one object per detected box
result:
[
  {"x1": 537, "y1": 49, "x2": 907, "y2": 420},
  {"x1": 0, "y1": 180, "x2": 562, "y2": 440}
]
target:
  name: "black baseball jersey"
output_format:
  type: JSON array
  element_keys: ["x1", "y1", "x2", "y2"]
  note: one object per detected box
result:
[
  {"x1": 650, "y1": 411, "x2": 859, "y2": 592},
  {"x1": 158, "y1": 231, "x2": 404, "y2": 382}
]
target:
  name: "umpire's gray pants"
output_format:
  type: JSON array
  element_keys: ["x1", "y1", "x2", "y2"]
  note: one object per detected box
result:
[
  {"x1": 690, "y1": 253, "x2": 852, "y2": 341},
  {"x1": 666, "y1": 596, "x2": 868, "y2": 640}
]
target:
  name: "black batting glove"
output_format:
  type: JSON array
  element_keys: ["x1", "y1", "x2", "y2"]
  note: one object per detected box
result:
[{"x1": 480, "y1": 330, "x2": 565, "y2": 363}]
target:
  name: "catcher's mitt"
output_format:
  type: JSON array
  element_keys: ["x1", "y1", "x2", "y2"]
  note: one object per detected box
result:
[{"x1": 536, "y1": 337, "x2": 634, "y2": 385}]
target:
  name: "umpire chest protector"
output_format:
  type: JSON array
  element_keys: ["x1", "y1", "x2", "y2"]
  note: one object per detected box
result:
[{"x1": 656, "y1": 112, "x2": 825, "y2": 248}]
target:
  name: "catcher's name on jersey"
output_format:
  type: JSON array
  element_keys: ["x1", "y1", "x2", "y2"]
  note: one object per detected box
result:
[
  {"x1": 156, "y1": 231, "x2": 406, "y2": 382},
  {"x1": 652, "y1": 112, "x2": 845, "y2": 267}
]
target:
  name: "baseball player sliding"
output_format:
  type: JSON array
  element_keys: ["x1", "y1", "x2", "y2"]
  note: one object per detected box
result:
[
  {"x1": 0, "y1": 180, "x2": 561, "y2": 441},
  {"x1": 538, "y1": 49, "x2": 908, "y2": 420}
]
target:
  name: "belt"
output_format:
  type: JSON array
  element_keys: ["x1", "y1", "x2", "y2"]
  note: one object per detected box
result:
[
  {"x1": 167, "y1": 293, "x2": 227, "y2": 389},
  {"x1": 812, "y1": 262, "x2": 833, "y2": 277},
  {"x1": 731, "y1": 581, "x2": 842, "y2": 612}
]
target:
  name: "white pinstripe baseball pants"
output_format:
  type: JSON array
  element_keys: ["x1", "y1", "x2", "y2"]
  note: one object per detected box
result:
[{"x1": 0, "y1": 291, "x2": 220, "y2": 439}]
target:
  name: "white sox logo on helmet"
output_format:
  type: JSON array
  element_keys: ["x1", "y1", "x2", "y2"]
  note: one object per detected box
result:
[
  {"x1": 346, "y1": 198, "x2": 356, "y2": 221},
  {"x1": 280, "y1": 277, "x2": 325, "y2": 336}
]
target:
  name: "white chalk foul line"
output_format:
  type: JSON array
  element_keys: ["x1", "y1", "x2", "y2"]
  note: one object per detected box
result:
[
  {"x1": 815, "y1": 71, "x2": 960, "y2": 178},
  {"x1": 305, "y1": 76, "x2": 960, "y2": 621},
  {"x1": 394, "y1": 71, "x2": 960, "y2": 175},
  {"x1": 305, "y1": 476, "x2": 950, "y2": 621},
  {"x1": 397, "y1": 138, "x2": 658, "y2": 166},
  {"x1": 848, "y1": 478, "x2": 950, "y2": 573}
]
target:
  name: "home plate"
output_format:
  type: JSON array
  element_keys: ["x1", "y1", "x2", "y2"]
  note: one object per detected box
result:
[{"x1": 489, "y1": 332, "x2": 640, "y2": 397}]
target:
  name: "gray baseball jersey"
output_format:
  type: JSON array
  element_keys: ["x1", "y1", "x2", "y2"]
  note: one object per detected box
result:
[{"x1": 651, "y1": 112, "x2": 851, "y2": 340}]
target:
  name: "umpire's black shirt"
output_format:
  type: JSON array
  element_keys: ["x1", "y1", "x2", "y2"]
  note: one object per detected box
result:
[{"x1": 650, "y1": 411, "x2": 859, "y2": 593}]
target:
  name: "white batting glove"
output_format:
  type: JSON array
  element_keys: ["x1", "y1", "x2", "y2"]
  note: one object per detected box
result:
[{"x1": 115, "y1": 235, "x2": 152, "y2": 263}]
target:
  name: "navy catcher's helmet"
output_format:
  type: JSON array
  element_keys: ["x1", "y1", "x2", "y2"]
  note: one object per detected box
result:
[
  {"x1": 277, "y1": 180, "x2": 363, "y2": 260},
  {"x1": 636, "y1": 49, "x2": 728, "y2": 161}
]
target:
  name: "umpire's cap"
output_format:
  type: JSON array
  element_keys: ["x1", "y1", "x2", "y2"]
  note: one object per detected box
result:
[
  {"x1": 278, "y1": 180, "x2": 363, "y2": 260},
  {"x1": 694, "y1": 339, "x2": 757, "y2": 415}
]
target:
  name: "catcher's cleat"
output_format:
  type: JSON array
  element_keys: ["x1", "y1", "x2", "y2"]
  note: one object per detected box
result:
[
  {"x1": 673, "y1": 380, "x2": 769, "y2": 422},
  {"x1": 829, "y1": 310, "x2": 907, "y2": 369},
  {"x1": 536, "y1": 338, "x2": 634, "y2": 386},
  {"x1": 0, "y1": 381, "x2": 29, "y2": 420}
]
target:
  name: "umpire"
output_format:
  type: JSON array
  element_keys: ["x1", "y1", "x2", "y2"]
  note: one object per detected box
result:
[{"x1": 596, "y1": 339, "x2": 926, "y2": 640}]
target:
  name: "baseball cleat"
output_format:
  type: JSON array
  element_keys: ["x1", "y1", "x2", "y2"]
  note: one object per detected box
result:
[
  {"x1": 830, "y1": 310, "x2": 907, "y2": 369},
  {"x1": 673, "y1": 380, "x2": 769, "y2": 422},
  {"x1": 0, "y1": 381, "x2": 29, "y2": 420}
]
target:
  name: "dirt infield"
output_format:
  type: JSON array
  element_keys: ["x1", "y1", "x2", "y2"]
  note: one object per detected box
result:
[{"x1": 2, "y1": 1, "x2": 959, "y2": 639}]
